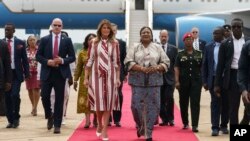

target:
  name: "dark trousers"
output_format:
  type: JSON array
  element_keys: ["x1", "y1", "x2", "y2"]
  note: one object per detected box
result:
[
  {"x1": 227, "y1": 69, "x2": 241, "y2": 125},
  {"x1": 41, "y1": 69, "x2": 65, "y2": 128},
  {"x1": 5, "y1": 70, "x2": 21, "y2": 124},
  {"x1": 0, "y1": 91, "x2": 5, "y2": 116},
  {"x1": 179, "y1": 79, "x2": 202, "y2": 127},
  {"x1": 209, "y1": 77, "x2": 229, "y2": 130},
  {"x1": 160, "y1": 83, "x2": 175, "y2": 123},
  {"x1": 112, "y1": 82, "x2": 123, "y2": 123},
  {"x1": 240, "y1": 104, "x2": 250, "y2": 124}
]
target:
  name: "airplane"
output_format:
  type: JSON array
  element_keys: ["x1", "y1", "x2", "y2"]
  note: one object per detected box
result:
[{"x1": 0, "y1": 0, "x2": 250, "y2": 48}]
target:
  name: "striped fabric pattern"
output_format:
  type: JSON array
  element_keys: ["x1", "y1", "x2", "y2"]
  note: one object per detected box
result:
[{"x1": 86, "y1": 39, "x2": 120, "y2": 111}]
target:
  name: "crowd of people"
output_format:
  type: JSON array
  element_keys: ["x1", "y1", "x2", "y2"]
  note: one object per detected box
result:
[{"x1": 0, "y1": 17, "x2": 250, "y2": 141}]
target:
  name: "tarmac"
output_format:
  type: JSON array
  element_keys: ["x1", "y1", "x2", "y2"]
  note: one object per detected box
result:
[{"x1": 0, "y1": 83, "x2": 243, "y2": 141}]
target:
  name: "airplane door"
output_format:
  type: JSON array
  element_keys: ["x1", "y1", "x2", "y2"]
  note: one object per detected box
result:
[
  {"x1": 135, "y1": 0, "x2": 144, "y2": 10},
  {"x1": 22, "y1": 0, "x2": 34, "y2": 12}
]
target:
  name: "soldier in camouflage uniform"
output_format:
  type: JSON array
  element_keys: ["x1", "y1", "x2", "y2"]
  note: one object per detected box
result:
[{"x1": 174, "y1": 32, "x2": 203, "y2": 132}]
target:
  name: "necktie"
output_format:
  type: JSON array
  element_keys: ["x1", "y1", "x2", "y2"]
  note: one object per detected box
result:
[
  {"x1": 53, "y1": 35, "x2": 58, "y2": 58},
  {"x1": 7, "y1": 39, "x2": 12, "y2": 62},
  {"x1": 194, "y1": 41, "x2": 198, "y2": 50}
]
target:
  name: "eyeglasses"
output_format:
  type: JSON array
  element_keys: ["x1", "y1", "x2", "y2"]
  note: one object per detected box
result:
[
  {"x1": 192, "y1": 31, "x2": 198, "y2": 34},
  {"x1": 232, "y1": 25, "x2": 242, "y2": 29},
  {"x1": 53, "y1": 24, "x2": 62, "y2": 27}
]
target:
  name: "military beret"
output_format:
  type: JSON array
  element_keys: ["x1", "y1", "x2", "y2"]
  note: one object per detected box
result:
[
  {"x1": 182, "y1": 32, "x2": 193, "y2": 41},
  {"x1": 223, "y1": 24, "x2": 231, "y2": 30}
]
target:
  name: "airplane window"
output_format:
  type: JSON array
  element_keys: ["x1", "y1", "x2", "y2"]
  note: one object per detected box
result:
[
  {"x1": 239, "y1": 0, "x2": 242, "y2": 2},
  {"x1": 188, "y1": 0, "x2": 192, "y2": 2}
]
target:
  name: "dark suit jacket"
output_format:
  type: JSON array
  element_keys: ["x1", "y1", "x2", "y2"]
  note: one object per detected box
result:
[
  {"x1": 0, "y1": 40, "x2": 12, "y2": 89},
  {"x1": 36, "y1": 33, "x2": 76, "y2": 80},
  {"x1": 238, "y1": 40, "x2": 250, "y2": 92},
  {"x1": 162, "y1": 43, "x2": 178, "y2": 85},
  {"x1": 198, "y1": 39, "x2": 207, "y2": 53},
  {"x1": 215, "y1": 36, "x2": 250, "y2": 89},
  {"x1": 202, "y1": 41, "x2": 216, "y2": 89},
  {"x1": 118, "y1": 39, "x2": 127, "y2": 81},
  {"x1": 3, "y1": 37, "x2": 29, "y2": 82}
]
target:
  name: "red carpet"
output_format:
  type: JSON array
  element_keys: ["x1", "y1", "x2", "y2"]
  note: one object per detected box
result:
[{"x1": 68, "y1": 83, "x2": 199, "y2": 141}]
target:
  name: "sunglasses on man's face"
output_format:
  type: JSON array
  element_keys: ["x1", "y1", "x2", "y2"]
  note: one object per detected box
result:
[
  {"x1": 232, "y1": 25, "x2": 242, "y2": 29},
  {"x1": 53, "y1": 24, "x2": 62, "y2": 27},
  {"x1": 192, "y1": 31, "x2": 198, "y2": 34}
]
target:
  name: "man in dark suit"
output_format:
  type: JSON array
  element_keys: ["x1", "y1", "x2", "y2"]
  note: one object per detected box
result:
[
  {"x1": 109, "y1": 23, "x2": 127, "y2": 127},
  {"x1": 4, "y1": 23, "x2": 30, "y2": 128},
  {"x1": 237, "y1": 40, "x2": 250, "y2": 125},
  {"x1": 158, "y1": 29, "x2": 178, "y2": 126},
  {"x1": 191, "y1": 27, "x2": 207, "y2": 53},
  {"x1": 202, "y1": 27, "x2": 229, "y2": 136},
  {"x1": 214, "y1": 18, "x2": 250, "y2": 126},
  {"x1": 0, "y1": 39, "x2": 12, "y2": 116},
  {"x1": 36, "y1": 18, "x2": 75, "y2": 134}
]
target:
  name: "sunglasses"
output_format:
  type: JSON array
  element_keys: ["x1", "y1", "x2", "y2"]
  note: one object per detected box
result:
[
  {"x1": 53, "y1": 24, "x2": 62, "y2": 27},
  {"x1": 232, "y1": 25, "x2": 242, "y2": 29},
  {"x1": 192, "y1": 31, "x2": 198, "y2": 33}
]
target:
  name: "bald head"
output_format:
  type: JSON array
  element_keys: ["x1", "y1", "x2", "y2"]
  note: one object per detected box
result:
[
  {"x1": 159, "y1": 29, "x2": 169, "y2": 45},
  {"x1": 191, "y1": 27, "x2": 199, "y2": 39},
  {"x1": 51, "y1": 18, "x2": 63, "y2": 35}
]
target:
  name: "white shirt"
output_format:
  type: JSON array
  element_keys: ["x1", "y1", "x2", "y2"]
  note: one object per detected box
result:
[
  {"x1": 231, "y1": 34, "x2": 245, "y2": 69},
  {"x1": 193, "y1": 38, "x2": 199, "y2": 50}
]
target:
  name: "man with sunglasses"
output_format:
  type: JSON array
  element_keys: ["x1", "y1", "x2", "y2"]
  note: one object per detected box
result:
[
  {"x1": 36, "y1": 18, "x2": 76, "y2": 134},
  {"x1": 214, "y1": 18, "x2": 250, "y2": 128},
  {"x1": 191, "y1": 27, "x2": 206, "y2": 53}
]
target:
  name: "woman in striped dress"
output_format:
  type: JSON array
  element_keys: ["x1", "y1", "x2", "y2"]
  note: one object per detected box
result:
[{"x1": 84, "y1": 19, "x2": 120, "y2": 141}]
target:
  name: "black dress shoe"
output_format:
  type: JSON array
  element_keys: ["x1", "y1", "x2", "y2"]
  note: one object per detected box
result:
[
  {"x1": 6, "y1": 123, "x2": 13, "y2": 128},
  {"x1": 114, "y1": 122, "x2": 121, "y2": 127},
  {"x1": 192, "y1": 126, "x2": 199, "y2": 132},
  {"x1": 211, "y1": 129, "x2": 219, "y2": 136},
  {"x1": 12, "y1": 120, "x2": 20, "y2": 128},
  {"x1": 54, "y1": 127, "x2": 61, "y2": 134},
  {"x1": 159, "y1": 122, "x2": 168, "y2": 126},
  {"x1": 169, "y1": 120, "x2": 175, "y2": 126},
  {"x1": 220, "y1": 127, "x2": 229, "y2": 134},
  {"x1": 136, "y1": 129, "x2": 141, "y2": 138},
  {"x1": 146, "y1": 138, "x2": 152, "y2": 141},
  {"x1": 47, "y1": 117, "x2": 54, "y2": 130},
  {"x1": 182, "y1": 124, "x2": 189, "y2": 129}
]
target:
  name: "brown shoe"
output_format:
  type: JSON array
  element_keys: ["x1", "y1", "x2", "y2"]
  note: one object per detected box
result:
[{"x1": 54, "y1": 127, "x2": 61, "y2": 134}]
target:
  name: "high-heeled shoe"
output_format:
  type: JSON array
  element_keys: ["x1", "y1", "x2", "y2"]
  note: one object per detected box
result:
[
  {"x1": 96, "y1": 131, "x2": 101, "y2": 137},
  {"x1": 84, "y1": 122, "x2": 91, "y2": 128},
  {"x1": 102, "y1": 137, "x2": 109, "y2": 141}
]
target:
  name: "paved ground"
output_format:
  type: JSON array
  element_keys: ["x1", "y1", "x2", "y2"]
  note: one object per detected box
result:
[{"x1": 0, "y1": 83, "x2": 243, "y2": 141}]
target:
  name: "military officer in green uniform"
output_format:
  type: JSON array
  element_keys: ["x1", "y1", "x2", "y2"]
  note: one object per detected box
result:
[{"x1": 174, "y1": 32, "x2": 203, "y2": 132}]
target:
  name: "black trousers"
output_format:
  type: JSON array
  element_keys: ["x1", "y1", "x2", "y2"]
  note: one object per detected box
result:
[
  {"x1": 41, "y1": 68, "x2": 65, "y2": 128},
  {"x1": 5, "y1": 70, "x2": 21, "y2": 124},
  {"x1": 227, "y1": 69, "x2": 241, "y2": 125},
  {"x1": 112, "y1": 82, "x2": 123, "y2": 123},
  {"x1": 0, "y1": 90, "x2": 5, "y2": 116},
  {"x1": 179, "y1": 79, "x2": 202, "y2": 127},
  {"x1": 209, "y1": 77, "x2": 229, "y2": 130},
  {"x1": 159, "y1": 83, "x2": 175, "y2": 123}
]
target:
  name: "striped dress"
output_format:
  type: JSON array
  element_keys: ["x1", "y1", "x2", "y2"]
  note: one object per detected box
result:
[{"x1": 86, "y1": 39, "x2": 120, "y2": 111}]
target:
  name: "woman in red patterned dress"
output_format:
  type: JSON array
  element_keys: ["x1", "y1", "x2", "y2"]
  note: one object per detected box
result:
[
  {"x1": 25, "y1": 35, "x2": 40, "y2": 116},
  {"x1": 84, "y1": 19, "x2": 121, "y2": 141}
]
